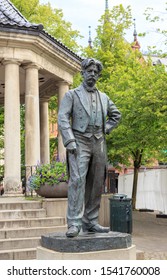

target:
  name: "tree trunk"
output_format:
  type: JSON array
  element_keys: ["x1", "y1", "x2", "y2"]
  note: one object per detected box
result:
[
  {"x1": 132, "y1": 166, "x2": 139, "y2": 210},
  {"x1": 131, "y1": 149, "x2": 143, "y2": 210}
]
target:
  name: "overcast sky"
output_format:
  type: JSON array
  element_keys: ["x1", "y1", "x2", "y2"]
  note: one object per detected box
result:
[{"x1": 40, "y1": 0, "x2": 166, "y2": 52}]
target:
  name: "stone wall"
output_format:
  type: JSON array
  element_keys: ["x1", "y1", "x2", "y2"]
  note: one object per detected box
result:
[{"x1": 42, "y1": 194, "x2": 111, "y2": 226}]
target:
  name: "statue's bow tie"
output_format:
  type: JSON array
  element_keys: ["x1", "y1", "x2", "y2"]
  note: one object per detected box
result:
[{"x1": 85, "y1": 87, "x2": 97, "y2": 93}]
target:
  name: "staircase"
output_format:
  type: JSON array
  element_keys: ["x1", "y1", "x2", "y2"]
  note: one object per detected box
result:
[{"x1": 0, "y1": 198, "x2": 66, "y2": 260}]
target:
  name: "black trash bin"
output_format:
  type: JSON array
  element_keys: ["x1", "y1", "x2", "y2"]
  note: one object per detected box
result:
[{"x1": 109, "y1": 194, "x2": 132, "y2": 234}]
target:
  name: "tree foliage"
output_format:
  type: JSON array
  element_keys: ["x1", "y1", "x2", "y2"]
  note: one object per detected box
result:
[
  {"x1": 83, "y1": 4, "x2": 167, "y2": 209},
  {"x1": 11, "y1": 0, "x2": 82, "y2": 52},
  {"x1": 142, "y1": 2, "x2": 167, "y2": 55}
]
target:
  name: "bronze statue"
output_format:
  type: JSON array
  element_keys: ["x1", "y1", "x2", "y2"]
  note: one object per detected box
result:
[{"x1": 58, "y1": 58, "x2": 121, "y2": 238}]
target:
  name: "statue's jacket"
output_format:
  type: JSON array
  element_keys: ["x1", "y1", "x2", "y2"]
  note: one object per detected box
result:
[{"x1": 58, "y1": 84, "x2": 121, "y2": 147}]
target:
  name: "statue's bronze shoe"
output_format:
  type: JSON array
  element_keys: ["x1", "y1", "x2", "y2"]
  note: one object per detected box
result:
[
  {"x1": 82, "y1": 223, "x2": 110, "y2": 233},
  {"x1": 66, "y1": 225, "x2": 80, "y2": 238}
]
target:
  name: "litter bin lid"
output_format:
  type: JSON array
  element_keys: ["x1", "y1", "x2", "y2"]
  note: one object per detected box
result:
[{"x1": 111, "y1": 193, "x2": 127, "y2": 200}]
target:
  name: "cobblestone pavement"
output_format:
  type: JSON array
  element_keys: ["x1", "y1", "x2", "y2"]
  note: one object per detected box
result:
[{"x1": 132, "y1": 210, "x2": 167, "y2": 260}]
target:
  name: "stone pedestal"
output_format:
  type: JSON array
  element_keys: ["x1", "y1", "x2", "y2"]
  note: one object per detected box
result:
[{"x1": 37, "y1": 231, "x2": 136, "y2": 260}]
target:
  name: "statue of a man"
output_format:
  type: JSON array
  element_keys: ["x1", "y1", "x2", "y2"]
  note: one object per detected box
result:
[{"x1": 58, "y1": 58, "x2": 121, "y2": 238}]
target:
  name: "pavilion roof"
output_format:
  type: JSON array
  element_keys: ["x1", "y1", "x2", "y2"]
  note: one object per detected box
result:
[{"x1": 0, "y1": 0, "x2": 42, "y2": 29}]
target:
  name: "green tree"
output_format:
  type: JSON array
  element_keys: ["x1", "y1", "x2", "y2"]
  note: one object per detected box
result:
[
  {"x1": 83, "y1": 5, "x2": 167, "y2": 209},
  {"x1": 11, "y1": 0, "x2": 82, "y2": 52},
  {"x1": 141, "y1": 2, "x2": 167, "y2": 54},
  {"x1": 108, "y1": 58, "x2": 167, "y2": 209},
  {"x1": 10, "y1": 0, "x2": 39, "y2": 18}
]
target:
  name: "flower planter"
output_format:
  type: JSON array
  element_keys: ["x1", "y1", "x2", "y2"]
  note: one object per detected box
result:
[{"x1": 35, "y1": 182, "x2": 68, "y2": 198}]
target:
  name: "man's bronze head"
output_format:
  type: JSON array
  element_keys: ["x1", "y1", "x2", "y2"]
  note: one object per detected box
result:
[
  {"x1": 81, "y1": 58, "x2": 103, "y2": 87},
  {"x1": 81, "y1": 58, "x2": 103, "y2": 73}
]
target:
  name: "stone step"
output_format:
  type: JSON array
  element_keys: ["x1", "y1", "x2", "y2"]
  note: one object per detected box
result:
[
  {"x1": 0, "y1": 201, "x2": 42, "y2": 211},
  {"x1": 0, "y1": 216, "x2": 65, "y2": 229},
  {"x1": 0, "y1": 248, "x2": 37, "y2": 260},
  {"x1": 0, "y1": 208, "x2": 46, "y2": 219},
  {"x1": 0, "y1": 198, "x2": 67, "y2": 260},
  {"x1": 0, "y1": 225, "x2": 67, "y2": 239},
  {"x1": 0, "y1": 236, "x2": 41, "y2": 251}
]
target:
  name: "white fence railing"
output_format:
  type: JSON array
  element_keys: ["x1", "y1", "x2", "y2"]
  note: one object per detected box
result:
[{"x1": 118, "y1": 169, "x2": 167, "y2": 214}]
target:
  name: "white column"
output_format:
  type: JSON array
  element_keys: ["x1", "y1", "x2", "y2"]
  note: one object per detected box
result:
[
  {"x1": 40, "y1": 100, "x2": 50, "y2": 164},
  {"x1": 57, "y1": 81, "x2": 69, "y2": 162},
  {"x1": 25, "y1": 64, "x2": 40, "y2": 168},
  {"x1": 3, "y1": 59, "x2": 21, "y2": 192}
]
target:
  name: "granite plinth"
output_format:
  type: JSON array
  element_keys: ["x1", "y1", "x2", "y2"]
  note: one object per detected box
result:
[
  {"x1": 37, "y1": 245, "x2": 136, "y2": 260},
  {"x1": 41, "y1": 231, "x2": 132, "y2": 253}
]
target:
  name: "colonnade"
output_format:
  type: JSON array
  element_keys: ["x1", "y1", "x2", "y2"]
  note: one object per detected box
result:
[{"x1": 3, "y1": 59, "x2": 68, "y2": 192}]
